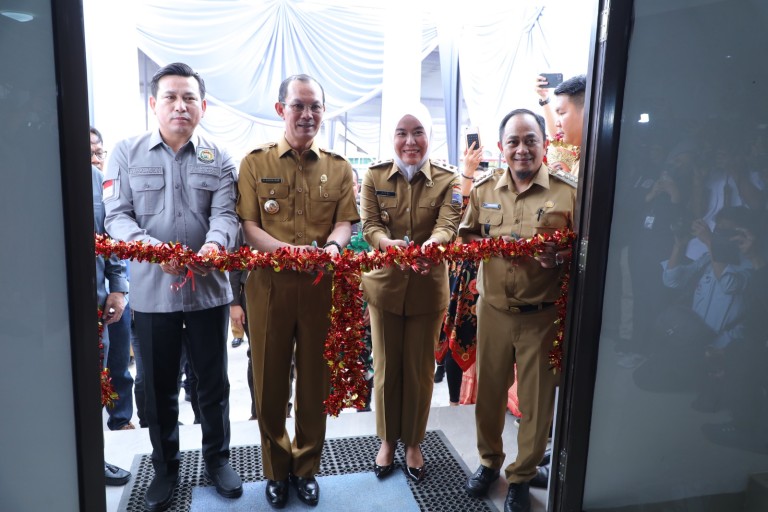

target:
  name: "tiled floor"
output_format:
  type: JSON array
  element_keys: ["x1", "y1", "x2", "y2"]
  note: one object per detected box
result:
[{"x1": 103, "y1": 338, "x2": 550, "y2": 511}]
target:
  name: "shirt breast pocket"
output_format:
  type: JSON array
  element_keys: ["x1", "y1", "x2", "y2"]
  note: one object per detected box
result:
[
  {"x1": 257, "y1": 183, "x2": 291, "y2": 221},
  {"x1": 128, "y1": 173, "x2": 165, "y2": 215},
  {"x1": 418, "y1": 195, "x2": 441, "y2": 211},
  {"x1": 309, "y1": 187, "x2": 339, "y2": 222},
  {"x1": 480, "y1": 209, "x2": 504, "y2": 237},
  {"x1": 189, "y1": 167, "x2": 220, "y2": 214},
  {"x1": 534, "y1": 210, "x2": 569, "y2": 235}
]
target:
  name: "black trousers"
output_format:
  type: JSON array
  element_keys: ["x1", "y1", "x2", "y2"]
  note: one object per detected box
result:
[{"x1": 134, "y1": 305, "x2": 231, "y2": 476}]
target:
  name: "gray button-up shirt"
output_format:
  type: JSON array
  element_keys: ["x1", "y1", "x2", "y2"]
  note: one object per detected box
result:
[{"x1": 104, "y1": 129, "x2": 237, "y2": 313}]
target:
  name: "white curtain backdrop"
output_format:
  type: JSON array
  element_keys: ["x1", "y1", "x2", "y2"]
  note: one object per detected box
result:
[{"x1": 85, "y1": 0, "x2": 593, "y2": 163}]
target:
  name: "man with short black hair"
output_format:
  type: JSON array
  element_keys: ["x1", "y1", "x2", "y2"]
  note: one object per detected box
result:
[
  {"x1": 237, "y1": 74, "x2": 360, "y2": 508},
  {"x1": 552, "y1": 74, "x2": 586, "y2": 148},
  {"x1": 105, "y1": 62, "x2": 241, "y2": 512},
  {"x1": 462, "y1": 109, "x2": 576, "y2": 512}
]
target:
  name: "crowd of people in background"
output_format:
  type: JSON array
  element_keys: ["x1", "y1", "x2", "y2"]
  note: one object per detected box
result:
[{"x1": 91, "y1": 61, "x2": 768, "y2": 512}]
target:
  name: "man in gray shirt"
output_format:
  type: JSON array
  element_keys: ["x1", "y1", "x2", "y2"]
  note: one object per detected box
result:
[{"x1": 104, "y1": 62, "x2": 241, "y2": 512}]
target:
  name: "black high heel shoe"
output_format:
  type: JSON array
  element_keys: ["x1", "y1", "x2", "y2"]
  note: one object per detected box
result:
[
  {"x1": 404, "y1": 445, "x2": 425, "y2": 483},
  {"x1": 373, "y1": 461, "x2": 394, "y2": 479},
  {"x1": 404, "y1": 464, "x2": 425, "y2": 483}
]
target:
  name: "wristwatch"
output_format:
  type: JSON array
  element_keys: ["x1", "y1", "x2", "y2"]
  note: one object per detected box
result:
[
  {"x1": 538, "y1": 97, "x2": 550, "y2": 106},
  {"x1": 323, "y1": 240, "x2": 342, "y2": 252}
]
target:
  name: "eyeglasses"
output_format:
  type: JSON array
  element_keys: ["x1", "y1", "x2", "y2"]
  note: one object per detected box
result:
[
  {"x1": 91, "y1": 150, "x2": 107, "y2": 160},
  {"x1": 282, "y1": 102, "x2": 324, "y2": 114}
]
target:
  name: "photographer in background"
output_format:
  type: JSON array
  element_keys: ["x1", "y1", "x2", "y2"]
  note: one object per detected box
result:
[{"x1": 659, "y1": 206, "x2": 756, "y2": 411}]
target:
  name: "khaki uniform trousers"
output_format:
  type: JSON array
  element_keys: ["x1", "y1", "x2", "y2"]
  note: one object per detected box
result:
[
  {"x1": 475, "y1": 296, "x2": 560, "y2": 483},
  {"x1": 369, "y1": 304, "x2": 444, "y2": 444},
  {"x1": 245, "y1": 268, "x2": 332, "y2": 480}
]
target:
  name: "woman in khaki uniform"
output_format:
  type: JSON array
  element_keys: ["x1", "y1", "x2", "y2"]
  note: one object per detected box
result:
[{"x1": 361, "y1": 104, "x2": 461, "y2": 482}]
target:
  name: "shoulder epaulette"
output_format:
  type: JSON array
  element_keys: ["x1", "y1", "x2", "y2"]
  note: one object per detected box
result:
[
  {"x1": 319, "y1": 147, "x2": 349, "y2": 161},
  {"x1": 473, "y1": 169, "x2": 497, "y2": 187},
  {"x1": 249, "y1": 142, "x2": 277, "y2": 154},
  {"x1": 369, "y1": 159, "x2": 394, "y2": 169},
  {"x1": 431, "y1": 159, "x2": 458, "y2": 173},
  {"x1": 548, "y1": 167, "x2": 578, "y2": 188}
]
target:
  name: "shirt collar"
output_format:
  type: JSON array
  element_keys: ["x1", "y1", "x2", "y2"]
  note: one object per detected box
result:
[
  {"x1": 495, "y1": 163, "x2": 550, "y2": 191},
  {"x1": 387, "y1": 159, "x2": 432, "y2": 182},
  {"x1": 277, "y1": 135, "x2": 322, "y2": 159},
  {"x1": 148, "y1": 128, "x2": 198, "y2": 153}
]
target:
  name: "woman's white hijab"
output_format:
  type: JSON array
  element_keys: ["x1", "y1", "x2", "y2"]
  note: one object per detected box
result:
[{"x1": 390, "y1": 103, "x2": 433, "y2": 182}]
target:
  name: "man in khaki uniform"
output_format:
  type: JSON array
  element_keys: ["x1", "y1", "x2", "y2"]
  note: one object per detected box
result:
[
  {"x1": 237, "y1": 74, "x2": 359, "y2": 509},
  {"x1": 460, "y1": 109, "x2": 576, "y2": 512},
  {"x1": 360, "y1": 105, "x2": 461, "y2": 479}
]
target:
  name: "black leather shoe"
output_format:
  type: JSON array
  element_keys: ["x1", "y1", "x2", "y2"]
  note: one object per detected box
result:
[
  {"x1": 205, "y1": 461, "x2": 243, "y2": 498},
  {"x1": 144, "y1": 474, "x2": 178, "y2": 512},
  {"x1": 104, "y1": 462, "x2": 130, "y2": 486},
  {"x1": 530, "y1": 465, "x2": 549, "y2": 489},
  {"x1": 434, "y1": 364, "x2": 445, "y2": 383},
  {"x1": 404, "y1": 464, "x2": 426, "y2": 483},
  {"x1": 374, "y1": 461, "x2": 394, "y2": 479},
  {"x1": 504, "y1": 482, "x2": 531, "y2": 512},
  {"x1": 231, "y1": 337, "x2": 243, "y2": 348},
  {"x1": 265, "y1": 479, "x2": 289, "y2": 509},
  {"x1": 294, "y1": 476, "x2": 320, "y2": 506},
  {"x1": 465, "y1": 465, "x2": 500, "y2": 498}
]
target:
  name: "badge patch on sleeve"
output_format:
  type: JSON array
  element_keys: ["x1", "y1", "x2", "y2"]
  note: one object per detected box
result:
[
  {"x1": 103, "y1": 179, "x2": 118, "y2": 201},
  {"x1": 451, "y1": 184, "x2": 462, "y2": 205}
]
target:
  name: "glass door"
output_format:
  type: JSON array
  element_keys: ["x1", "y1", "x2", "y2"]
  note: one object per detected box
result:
[{"x1": 555, "y1": 0, "x2": 768, "y2": 510}]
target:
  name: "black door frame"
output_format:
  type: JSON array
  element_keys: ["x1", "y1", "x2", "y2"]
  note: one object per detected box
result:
[
  {"x1": 52, "y1": 0, "x2": 108, "y2": 510},
  {"x1": 549, "y1": 0, "x2": 635, "y2": 510}
]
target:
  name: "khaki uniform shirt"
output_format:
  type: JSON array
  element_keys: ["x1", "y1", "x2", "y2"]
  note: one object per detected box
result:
[
  {"x1": 458, "y1": 164, "x2": 577, "y2": 311},
  {"x1": 361, "y1": 159, "x2": 462, "y2": 315},
  {"x1": 236, "y1": 136, "x2": 360, "y2": 244}
]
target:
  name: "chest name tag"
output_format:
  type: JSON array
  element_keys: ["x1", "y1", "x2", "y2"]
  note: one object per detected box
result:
[
  {"x1": 261, "y1": 178, "x2": 283, "y2": 183},
  {"x1": 376, "y1": 190, "x2": 396, "y2": 197},
  {"x1": 128, "y1": 167, "x2": 163, "y2": 175},
  {"x1": 481, "y1": 202, "x2": 501, "y2": 210}
]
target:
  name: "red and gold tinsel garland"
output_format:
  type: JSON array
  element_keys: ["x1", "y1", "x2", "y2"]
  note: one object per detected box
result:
[
  {"x1": 95, "y1": 231, "x2": 575, "y2": 416},
  {"x1": 97, "y1": 307, "x2": 118, "y2": 408}
]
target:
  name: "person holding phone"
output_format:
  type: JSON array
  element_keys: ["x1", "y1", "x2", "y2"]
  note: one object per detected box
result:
[{"x1": 361, "y1": 103, "x2": 461, "y2": 483}]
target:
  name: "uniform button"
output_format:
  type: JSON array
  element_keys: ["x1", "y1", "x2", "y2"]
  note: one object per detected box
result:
[
  {"x1": 175, "y1": 184, "x2": 180, "y2": 189},
  {"x1": 297, "y1": 209, "x2": 303, "y2": 215},
  {"x1": 297, "y1": 232, "x2": 303, "y2": 238},
  {"x1": 144, "y1": 183, "x2": 150, "y2": 189},
  {"x1": 515, "y1": 219, "x2": 520, "y2": 223},
  {"x1": 297, "y1": 187, "x2": 303, "y2": 193},
  {"x1": 202, "y1": 182, "x2": 209, "y2": 187},
  {"x1": 406, "y1": 207, "x2": 410, "y2": 212},
  {"x1": 430, "y1": 201, "x2": 435, "y2": 206},
  {"x1": 484, "y1": 218, "x2": 490, "y2": 223},
  {"x1": 323, "y1": 192, "x2": 329, "y2": 198},
  {"x1": 177, "y1": 212, "x2": 182, "y2": 217},
  {"x1": 298, "y1": 166, "x2": 303, "y2": 171},
  {"x1": 270, "y1": 189, "x2": 275, "y2": 195}
]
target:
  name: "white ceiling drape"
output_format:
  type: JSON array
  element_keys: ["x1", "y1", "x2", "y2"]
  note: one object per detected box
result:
[
  {"x1": 133, "y1": 0, "x2": 439, "y2": 159},
  {"x1": 86, "y1": 0, "x2": 593, "y2": 163}
]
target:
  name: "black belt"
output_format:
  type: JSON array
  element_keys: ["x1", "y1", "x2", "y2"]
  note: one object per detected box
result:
[{"x1": 507, "y1": 302, "x2": 555, "y2": 314}]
